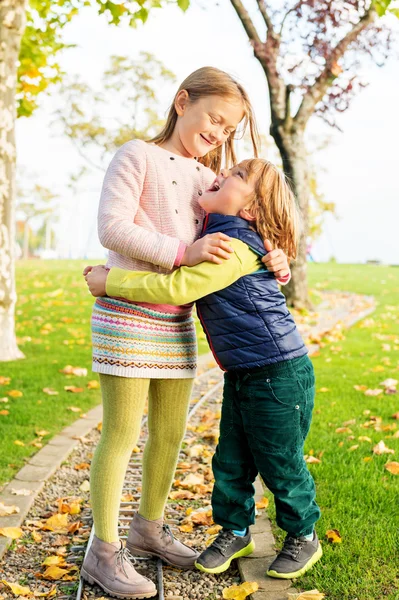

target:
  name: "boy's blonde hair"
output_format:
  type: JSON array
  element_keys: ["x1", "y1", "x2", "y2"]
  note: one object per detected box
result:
[
  {"x1": 150, "y1": 67, "x2": 260, "y2": 174},
  {"x1": 241, "y1": 158, "x2": 301, "y2": 261}
]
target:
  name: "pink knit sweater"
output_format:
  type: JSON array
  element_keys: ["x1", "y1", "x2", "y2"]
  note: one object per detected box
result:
[{"x1": 98, "y1": 139, "x2": 215, "y2": 313}]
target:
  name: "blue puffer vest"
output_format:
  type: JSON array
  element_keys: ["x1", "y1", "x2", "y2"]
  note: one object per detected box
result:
[{"x1": 196, "y1": 214, "x2": 307, "y2": 372}]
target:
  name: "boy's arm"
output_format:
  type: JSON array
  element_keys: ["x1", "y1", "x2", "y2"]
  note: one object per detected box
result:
[{"x1": 106, "y1": 239, "x2": 259, "y2": 306}]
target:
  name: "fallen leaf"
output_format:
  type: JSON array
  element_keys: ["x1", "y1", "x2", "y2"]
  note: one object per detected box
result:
[
  {"x1": 65, "y1": 388, "x2": 84, "y2": 394},
  {"x1": 187, "y1": 444, "x2": 205, "y2": 458},
  {"x1": 354, "y1": 385, "x2": 367, "y2": 392},
  {"x1": 305, "y1": 456, "x2": 322, "y2": 464},
  {"x1": 222, "y1": 581, "x2": 259, "y2": 599},
  {"x1": 0, "y1": 377, "x2": 11, "y2": 385},
  {"x1": 33, "y1": 586, "x2": 57, "y2": 598},
  {"x1": 1, "y1": 580, "x2": 31, "y2": 596},
  {"x1": 380, "y1": 378, "x2": 398, "y2": 388},
  {"x1": 169, "y1": 490, "x2": 195, "y2": 500},
  {"x1": 0, "y1": 410, "x2": 9, "y2": 416},
  {"x1": 79, "y1": 480, "x2": 90, "y2": 492},
  {"x1": 191, "y1": 509, "x2": 214, "y2": 527},
  {"x1": 9, "y1": 390, "x2": 23, "y2": 398},
  {"x1": 373, "y1": 441, "x2": 395, "y2": 455},
  {"x1": 364, "y1": 389, "x2": 383, "y2": 396},
  {"x1": 42, "y1": 513, "x2": 69, "y2": 532},
  {"x1": 385, "y1": 461, "x2": 399, "y2": 475},
  {"x1": 0, "y1": 527, "x2": 23, "y2": 539},
  {"x1": 343, "y1": 419, "x2": 356, "y2": 426},
  {"x1": 87, "y1": 380, "x2": 100, "y2": 389},
  {"x1": 11, "y1": 488, "x2": 32, "y2": 496},
  {"x1": 60, "y1": 366, "x2": 88, "y2": 377},
  {"x1": 43, "y1": 388, "x2": 59, "y2": 396},
  {"x1": 41, "y1": 566, "x2": 71, "y2": 580},
  {"x1": 179, "y1": 473, "x2": 205, "y2": 488},
  {"x1": 32, "y1": 531, "x2": 42, "y2": 542},
  {"x1": 14, "y1": 440, "x2": 25, "y2": 446},
  {"x1": 0, "y1": 502, "x2": 20, "y2": 517},
  {"x1": 255, "y1": 497, "x2": 269, "y2": 509},
  {"x1": 358, "y1": 436, "x2": 372, "y2": 442},
  {"x1": 348, "y1": 445, "x2": 359, "y2": 452},
  {"x1": 385, "y1": 387, "x2": 397, "y2": 395},
  {"x1": 326, "y1": 529, "x2": 342, "y2": 543},
  {"x1": 178, "y1": 523, "x2": 194, "y2": 533},
  {"x1": 97, "y1": 422, "x2": 102, "y2": 432},
  {"x1": 288, "y1": 591, "x2": 325, "y2": 600},
  {"x1": 74, "y1": 463, "x2": 90, "y2": 471},
  {"x1": 204, "y1": 525, "x2": 222, "y2": 537},
  {"x1": 317, "y1": 388, "x2": 329, "y2": 393},
  {"x1": 35, "y1": 430, "x2": 49, "y2": 437},
  {"x1": 363, "y1": 457, "x2": 373, "y2": 462},
  {"x1": 335, "y1": 427, "x2": 352, "y2": 434}
]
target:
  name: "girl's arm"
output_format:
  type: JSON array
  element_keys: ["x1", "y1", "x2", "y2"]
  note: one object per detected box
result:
[{"x1": 85, "y1": 239, "x2": 260, "y2": 306}]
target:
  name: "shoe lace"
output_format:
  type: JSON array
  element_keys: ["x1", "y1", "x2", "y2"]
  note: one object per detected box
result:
[
  {"x1": 115, "y1": 544, "x2": 137, "y2": 578},
  {"x1": 279, "y1": 535, "x2": 305, "y2": 560},
  {"x1": 211, "y1": 529, "x2": 237, "y2": 553},
  {"x1": 160, "y1": 523, "x2": 176, "y2": 545}
]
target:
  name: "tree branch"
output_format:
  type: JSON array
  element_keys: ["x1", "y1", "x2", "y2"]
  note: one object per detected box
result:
[
  {"x1": 229, "y1": 0, "x2": 262, "y2": 45},
  {"x1": 295, "y1": 6, "x2": 377, "y2": 127},
  {"x1": 256, "y1": 1, "x2": 274, "y2": 34}
]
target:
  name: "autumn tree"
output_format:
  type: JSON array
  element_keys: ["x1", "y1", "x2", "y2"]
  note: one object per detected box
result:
[
  {"x1": 229, "y1": 0, "x2": 398, "y2": 306},
  {"x1": 0, "y1": 0, "x2": 188, "y2": 361}
]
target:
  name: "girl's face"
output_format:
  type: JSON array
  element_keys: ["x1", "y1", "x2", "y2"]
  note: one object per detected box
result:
[
  {"x1": 175, "y1": 93, "x2": 245, "y2": 158},
  {"x1": 199, "y1": 163, "x2": 256, "y2": 218}
]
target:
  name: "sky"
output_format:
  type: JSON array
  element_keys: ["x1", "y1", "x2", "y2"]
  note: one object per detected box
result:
[{"x1": 16, "y1": 0, "x2": 399, "y2": 264}]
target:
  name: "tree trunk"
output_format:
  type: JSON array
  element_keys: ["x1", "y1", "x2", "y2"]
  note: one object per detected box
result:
[
  {"x1": 0, "y1": 0, "x2": 27, "y2": 361},
  {"x1": 270, "y1": 123, "x2": 310, "y2": 308}
]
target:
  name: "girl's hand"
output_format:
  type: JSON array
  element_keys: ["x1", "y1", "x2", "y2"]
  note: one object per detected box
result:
[
  {"x1": 262, "y1": 239, "x2": 290, "y2": 279},
  {"x1": 181, "y1": 233, "x2": 234, "y2": 267},
  {"x1": 84, "y1": 265, "x2": 109, "y2": 297}
]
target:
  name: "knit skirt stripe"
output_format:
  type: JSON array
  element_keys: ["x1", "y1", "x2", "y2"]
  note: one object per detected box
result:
[{"x1": 91, "y1": 297, "x2": 197, "y2": 379}]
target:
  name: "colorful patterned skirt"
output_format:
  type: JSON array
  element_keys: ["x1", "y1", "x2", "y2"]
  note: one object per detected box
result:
[{"x1": 91, "y1": 297, "x2": 197, "y2": 379}]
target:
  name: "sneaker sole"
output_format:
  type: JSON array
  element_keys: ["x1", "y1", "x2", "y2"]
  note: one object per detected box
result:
[
  {"x1": 80, "y1": 567, "x2": 157, "y2": 599},
  {"x1": 266, "y1": 543, "x2": 323, "y2": 580},
  {"x1": 125, "y1": 543, "x2": 198, "y2": 570},
  {"x1": 194, "y1": 539, "x2": 256, "y2": 574}
]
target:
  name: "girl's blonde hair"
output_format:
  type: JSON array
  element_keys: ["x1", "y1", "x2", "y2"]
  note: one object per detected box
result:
[
  {"x1": 150, "y1": 67, "x2": 260, "y2": 174},
  {"x1": 241, "y1": 158, "x2": 301, "y2": 260}
]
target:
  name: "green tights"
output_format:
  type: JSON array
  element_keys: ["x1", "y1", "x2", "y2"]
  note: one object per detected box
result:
[{"x1": 90, "y1": 374, "x2": 194, "y2": 542}]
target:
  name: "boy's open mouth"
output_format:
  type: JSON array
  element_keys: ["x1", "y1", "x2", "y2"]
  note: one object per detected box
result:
[{"x1": 207, "y1": 180, "x2": 220, "y2": 193}]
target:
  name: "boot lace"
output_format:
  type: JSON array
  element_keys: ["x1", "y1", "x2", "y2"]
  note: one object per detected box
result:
[
  {"x1": 279, "y1": 535, "x2": 305, "y2": 560},
  {"x1": 211, "y1": 529, "x2": 237, "y2": 554},
  {"x1": 115, "y1": 544, "x2": 137, "y2": 578},
  {"x1": 160, "y1": 523, "x2": 176, "y2": 545}
]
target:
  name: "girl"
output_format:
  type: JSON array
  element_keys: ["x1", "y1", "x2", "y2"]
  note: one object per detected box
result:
[
  {"x1": 81, "y1": 67, "x2": 290, "y2": 599},
  {"x1": 86, "y1": 158, "x2": 322, "y2": 581}
]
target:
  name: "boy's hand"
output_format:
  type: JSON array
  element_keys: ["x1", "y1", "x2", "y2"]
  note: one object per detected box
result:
[
  {"x1": 262, "y1": 240, "x2": 290, "y2": 280},
  {"x1": 84, "y1": 265, "x2": 109, "y2": 297},
  {"x1": 181, "y1": 232, "x2": 234, "y2": 266}
]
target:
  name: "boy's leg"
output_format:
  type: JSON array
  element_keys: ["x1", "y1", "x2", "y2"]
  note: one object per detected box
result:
[
  {"x1": 244, "y1": 356, "x2": 321, "y2": 578},
  {"x1": 195, "y1": 373, "x2": 257, "y2": 574}
]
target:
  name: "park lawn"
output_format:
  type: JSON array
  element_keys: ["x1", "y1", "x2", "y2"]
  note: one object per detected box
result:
[
  {"x1": 264, "y1": 264, "x2": 399, "y2": 600},
  {"x1": 0, "y1": 259, "x2": 207, "y2": 486}
]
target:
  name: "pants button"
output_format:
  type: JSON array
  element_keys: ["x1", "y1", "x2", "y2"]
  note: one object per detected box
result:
[
  {"x1": 295, "y1": 405, "x2": 300, "y2": 409},
  {"x1": 266, "y1": 378, "x2": 271, "y2": 383}
]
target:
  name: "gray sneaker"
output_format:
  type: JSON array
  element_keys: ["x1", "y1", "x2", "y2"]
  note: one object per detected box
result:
[
  {"x1": 267, "y1": 531, "x2": 322, "y2": 579},
  {"x1": 195, "y1": 529, "x2": 255, "y2": 574}
]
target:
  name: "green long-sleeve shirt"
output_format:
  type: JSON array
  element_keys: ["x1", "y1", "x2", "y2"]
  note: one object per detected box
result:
[{"x1": 106, "y1": 238, "x2": 262, "y2": 306}]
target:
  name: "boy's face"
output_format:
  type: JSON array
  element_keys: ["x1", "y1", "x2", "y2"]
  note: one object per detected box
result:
[{"x1": 199, "y1": 164, "x2": 256, "y2": 218}]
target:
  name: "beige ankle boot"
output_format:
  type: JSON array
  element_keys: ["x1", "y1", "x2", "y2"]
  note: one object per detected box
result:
[
  {"x1": 126, "y1": 513, "x2": 199, "y2": 569},
  {"x1": 81, "y1": 535, "x2": 156, "y2": 599}
]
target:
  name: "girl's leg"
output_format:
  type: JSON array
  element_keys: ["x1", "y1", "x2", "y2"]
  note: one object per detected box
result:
[
  {"x1": 90, "y1": 373, "x2": 150, "y2": 543},
  {"x1": 139, "y1": 378, "x2": 194, "y2": 519}
]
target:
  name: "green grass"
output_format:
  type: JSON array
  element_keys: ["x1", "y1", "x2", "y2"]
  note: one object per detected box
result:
[
  {"x1": 2, "y1": 261, "x2": 399, "y2": 599},
  {"x1": 263, "y1": 264, "x2": 399, "y2": 600},
  {"x1": 0, "y1": 259, "x2": 206, "y2": 486}
]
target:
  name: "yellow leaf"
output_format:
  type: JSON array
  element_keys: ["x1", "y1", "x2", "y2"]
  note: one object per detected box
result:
[
  {"x1": 32, "y1": 531, "x2": 42, "y2": 542},
  {"x1": 326, "y1": 529, "x2": 342, "y2": 543},
  {"x1": 305, "y1": 455, "x2": 322, "y2": 464},
  {"x1": 9, "y1": 390, "x2": 23, "y2": 397},
  {"x1": 317, "y1": 388, "x2": 329, "y2": 393},
  {"x1": 87, "y1": 380, "x2": 100, "y2": 389},
  {"x1": 35, "y1": 430, "x2": 49, "y2": 437},
  {"x1": 354, "y1": 385, "x2": 367, "y2": 392},
  {"x1": 206, "y1": 525, "x2": 222, "y2": 535},
  {"x1": 42, "y1": 556, "x2": 67, "y2": 567},
  {"x1": 0, "y1": 410, "x2": 9, "y2": 416},
  {"x1": 79, "y1": 480, "x2": 90, "y2": 492},
  {"x1": 169, "y1": 490, "x2": 194, "y2": 500},
  {"x1": 335, "y1": 427, "x2": 352, "y2": 434},
  {"x1": 348, "y1": 445, "x2": 359, "y2": 452},
  {"x1": 222, "y1": 581, "x2": 259, "y2": 599},
  {"x1": 358, "y1": 436, "x2": 372, "y2": 442},
  {"x1": 0, "y1": 376, "x2": 11, "y2": 385},
  {"x1": 74, "y1": 462, "x2": 90, "y2": 471},
  {"x1": 43, "y1": 513, "x2": 69, "y2": 532},
  {"x1": 42, "y1": 566, "x2": 70, "y2": 580},
  {"x1": 363, "y1": 456, "x2": 373, "y2": 462},
  {"x1": 255, "y1": 497, "x2": 269, "y2": 509},
  {"x1": 14, "y1": 440, "x2": 25, "y2": 446},
  {"x1": 178, "y1": 523, "x2": 194, "y2": 533},
  {"x1": 0, "y1": 527, "x2": 23, "y2": 539},
  {"x1": 65, "y1": 388, "x2": 84, "y2": 394},
  {"x1": 385, "y1": 461, "x2": 399, "y2": 475},
  {"x1": 97, "y1": 421, "x2": 102, "y2": 432},
  {"x1": 33, "y1": 585, "x2": 57, "y2": 597},
  {"x1": 1, "y1": 580, "x2": 31, "y2": 596},
  {"x1": 288, "y1": 591, "x2": 325, "y2": 600},
  {"x1": 364, "y1": 389, "x2": 383, "y2": 396}
]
